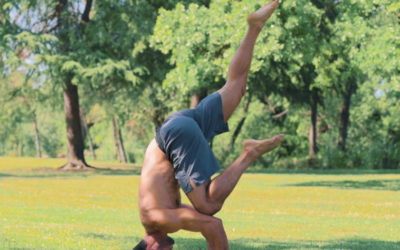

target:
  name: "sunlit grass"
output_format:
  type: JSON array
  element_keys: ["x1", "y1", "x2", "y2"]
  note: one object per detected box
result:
[
  {"x1": 0, "y1": 157, "x2": 140, "y2": 179},
  {"x1": 0, "y1": 157, "x2": 138, "y2": 170},
  {"x1": 0, "y1": 157, "x2": 399, "y2": 249},
  {"x1": 0, "y1": 157, "x2": 67, "y2": 170}
]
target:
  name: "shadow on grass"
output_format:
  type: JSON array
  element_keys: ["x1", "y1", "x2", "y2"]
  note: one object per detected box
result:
[
  {"x1": 126, "y1": 237, "x2": 400, "y2": 250},
  {"x1": 0, "y1": 167, "x2": 141, "y2": 179},
  {"x1": 244, "y1": 169, "x2": 400, "y2": 175},
  {"x1": 171, "y1": 237, "x2": 400, "y2": 250},
  {"x1": 0, "y1": 173, "x2": 14, "y2": 178},
  {"x1": 93, "y1": 168, "x2": 141, "y2": 176},
  {"x1": 288, "y1": 179, "x2": 400, "y2": 191},
  {"x1": 85, "y1": 232, "x2": 138, "y2": 242}
]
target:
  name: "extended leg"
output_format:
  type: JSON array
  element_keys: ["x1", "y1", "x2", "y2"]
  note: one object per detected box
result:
[
  {"x1": 141, "y1": 206, "x2": 228, "y2": 250},
  {"x1": 218, "y1": 0, "x2": 280, "y2": 122}
]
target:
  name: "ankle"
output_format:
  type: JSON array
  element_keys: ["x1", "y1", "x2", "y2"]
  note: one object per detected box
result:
[
  {"x1": 241, "y1": 149, "x2": 258, "y2": 164},
  {"x1": 247, "y1": 23, "x2": 263, "y2": 33}
]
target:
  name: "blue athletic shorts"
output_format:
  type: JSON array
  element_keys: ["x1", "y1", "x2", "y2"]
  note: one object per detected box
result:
[{"x1": 155, "y1": 92, "x2": 229, "y2": 194}]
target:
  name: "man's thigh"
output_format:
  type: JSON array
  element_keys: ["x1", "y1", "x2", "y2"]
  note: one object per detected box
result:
[{"x1": 186, "y1": 179, "x2": 222, "y2": 215}]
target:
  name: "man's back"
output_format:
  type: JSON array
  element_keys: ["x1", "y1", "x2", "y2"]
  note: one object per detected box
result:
[{"x1": 139, "y1": 139, "x2": 180, "y2": 231}]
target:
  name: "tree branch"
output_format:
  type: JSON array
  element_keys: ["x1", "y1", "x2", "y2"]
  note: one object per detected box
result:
[
  {"x1": 56, "y1": 0, "x2": 68, "y2": 29},
  {"x1": 259, "y1": 96, "x2": 277, "y2": 113},
  {"x1": 272, "y1": 109, "x2": 288, "y2": 119}
]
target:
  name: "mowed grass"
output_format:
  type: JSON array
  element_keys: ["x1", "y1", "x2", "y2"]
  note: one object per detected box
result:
[{"x1": 0, "y1": 157, "x2": 399, "y2": 249}]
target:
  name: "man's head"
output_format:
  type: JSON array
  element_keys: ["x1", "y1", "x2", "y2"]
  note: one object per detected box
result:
[{"x1": 133, "y1": 233, "x2": 174, "y2": 250}]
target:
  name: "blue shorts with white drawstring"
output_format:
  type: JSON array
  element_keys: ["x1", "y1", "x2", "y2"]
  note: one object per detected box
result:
[{"x1": 155, "y1": 92, "x2": 229, "y2": 194}]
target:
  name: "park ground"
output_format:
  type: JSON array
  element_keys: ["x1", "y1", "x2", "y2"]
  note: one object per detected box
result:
[{"x1": 0, "y1": 157, "x2": 399, "y2": 249}]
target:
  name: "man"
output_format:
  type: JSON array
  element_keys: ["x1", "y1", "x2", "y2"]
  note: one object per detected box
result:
[{"x1": 136, "y1": 1, "x2": 283, "y2": 249}]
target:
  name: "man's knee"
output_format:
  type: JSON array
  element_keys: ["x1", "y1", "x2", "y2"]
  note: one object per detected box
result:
[
  {"x1": 143, "y1": 210, "x2": 178, "y2": 233},
  {"x1": 147, "y1": 210, "x2": 167, "y2": 226}
]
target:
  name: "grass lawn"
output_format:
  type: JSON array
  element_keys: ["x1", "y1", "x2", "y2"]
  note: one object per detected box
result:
[{"x1": 0, "y1": 157, "x2": 399, "y2": 249}]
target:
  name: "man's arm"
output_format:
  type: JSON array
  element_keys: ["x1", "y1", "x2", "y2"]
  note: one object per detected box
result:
[{"x1": 146, "y1": 206, "x2": 228, "y2": 250}]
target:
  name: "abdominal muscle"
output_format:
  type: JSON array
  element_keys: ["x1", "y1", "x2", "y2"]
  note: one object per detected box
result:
[{"x1": 139, "y1": 139, "x2": 181, "y2": 231}]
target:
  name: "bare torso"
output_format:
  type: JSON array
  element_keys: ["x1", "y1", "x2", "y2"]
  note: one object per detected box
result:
[{"x1": 139, "y1": 139, "x2": 180, "y2": 232}]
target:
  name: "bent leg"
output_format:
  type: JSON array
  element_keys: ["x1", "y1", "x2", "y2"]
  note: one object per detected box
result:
[
  {"x1": 143, "y1": 206, "x2": 228, "y2": 250},
  {"x1": 218, "y1": 0, "x2": 280, "y2": 122},
  {"x1": 187, "y1": 134, "x2": 284, "y2": 216}
]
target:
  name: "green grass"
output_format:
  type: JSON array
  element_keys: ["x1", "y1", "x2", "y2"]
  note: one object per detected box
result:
[{"x1": 0, "y1": 157, "x2": 399, "y2": 249}]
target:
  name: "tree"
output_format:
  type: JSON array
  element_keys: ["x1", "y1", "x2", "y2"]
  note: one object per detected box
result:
[
  {"x1": 245, "y1": 0, "x2": 322, "y2": 159},
  {"x1": 152, "y1": 1, "x2": 238, "y2": 110},
  {"x1": 73, "y1": 0, "x2": 213, "y2": 162},
  {"x1": 3, "y1": 0, "x2": 149, "y2": 168},
  {"x1": 353, "y1": 0, "x2": 400, "y2": 168},
  {"x1": 1, "y1": 0, "x2": 94, "y2": 168},
  {"x1": 313, "y1": 0, "x2": 366, "y2": 152},
  {"x1": 315, "y1": 0, "x2": 399, "y2": 154},
  {"x1": 0, "y1": 64, "x2": 54, "y2": 157},
  {"x1": 153, "y1": 0, "x2": 327, "y2": 161}
]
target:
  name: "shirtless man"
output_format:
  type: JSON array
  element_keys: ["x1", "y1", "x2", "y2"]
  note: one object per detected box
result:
[{"x1": 136, "y1": 1, "x2": 283, "y2": 249}]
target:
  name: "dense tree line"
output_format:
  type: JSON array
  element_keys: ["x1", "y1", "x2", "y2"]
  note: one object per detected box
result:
[{"x1": 0, "y1": 0, "x2": 399, "y2": 169}]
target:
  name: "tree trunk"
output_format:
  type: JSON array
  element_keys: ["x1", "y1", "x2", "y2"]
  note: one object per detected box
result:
[
  {"x1": 18, "y1": 125, "x2": 23, "y2": 156},
  {"x1": 190, "y1": 93, "x2": 201, "y2": 109},
  {"x1": 111, "y1": 116, "x2": 120, "y2": 161},
  {"x1": 60, "y1": 81, "x2": 92, "y2": 170},
  {"x1": 398, "y1": 10, "x2": 400, "y2": 24},
  {"x1": 190, "y1": 90, "x2": 207, "y2": 109},
  {"x1": 56, "y1": 0, "x2": 93, "y2": 170},
  {"x1": 308, "y1": 92, "x2": 318, "y2": 159},
  {"x1": 80, "y1": 109, "x2": 96, "y2": 160},
  {"x1": 112, "y1": 116, "x2": 127, "y2": 163},
  {"x1": 32, "y1": 112, "x2": 41, "y2": 158},
  {"x1": 117, "y1": 120, "x2": 128, "y2": 163},
  {"x1": 338, "y1": 88, "x2": 352, "y2": 151},
  {"x1": 231, "y1": 93, "x2": 252, "y2": 147}
]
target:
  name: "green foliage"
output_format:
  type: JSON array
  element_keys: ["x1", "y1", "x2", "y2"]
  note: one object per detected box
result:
[
  {"x1": 153, "y1": 1, "x2": 228, "y2": 105},
  {"x1": 0, "y1": 0, "x2": 399, "y2": 168}
]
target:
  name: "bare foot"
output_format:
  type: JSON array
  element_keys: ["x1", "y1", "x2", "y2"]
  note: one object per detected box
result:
[
  {"x1": 243, "y1": 134, "x2": 284, "y2": 160},
  {"x1": 247, "y1": 0, "x2": 280, "y2": 30}
]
